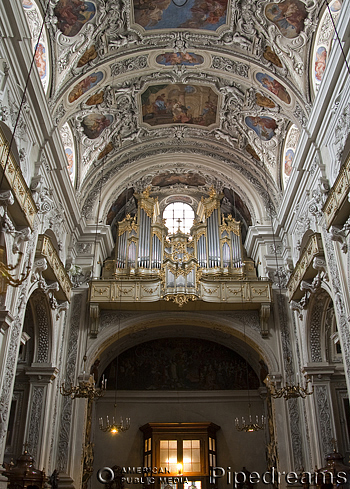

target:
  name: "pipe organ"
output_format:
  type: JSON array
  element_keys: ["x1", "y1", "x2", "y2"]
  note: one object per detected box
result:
[{"x1": 92, "y1": 187, "x2": 271, "y2": 336}]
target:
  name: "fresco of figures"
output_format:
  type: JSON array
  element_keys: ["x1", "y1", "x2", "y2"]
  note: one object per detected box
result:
[
  {"x1": 284, "y1": 149, "x2": 294, "y2": 177},
  {"x1": 65, "y1": 147, "x2": 74, "y2": 184},
  {"x1": 152, "y1": 172, "x2": 206, "y2": 187},
  {"x1": 282, "y1": 123, "x2": 300, "y2": 187},
  {"x1": 265, "y1": 0, "x2": 307, "y2": 38},
  {"x1": 22, "y1": 0, "x2": 49, "y2": 92},
  {"x1": 133, "y1": 0, "x2": 228, "y2": 31},
  {"x1": 156, "y1": 52, "x2": 204, "y2": 66},
  {"x1": 245, "y1": 116, "x2": 277, "y2": 141},
  {"x1": 77, "y1": 46, "x2": 98, "y2": 68},
  {"x1": 34, "y1": 43, "x2": 46, "y2": 80},
  {"x1": 142, "y1": 84, "x2": 218, "y2": 127},
  {"x1": 82, "y1": 114, "x2": 113, "y2": 139},
  {"x1": 54, "y1": 0, "x2": 96, "y2": 37},
  {"x1": 102, "y1": 338, "x2": 260, "y2": 390},
  {"x1": 314, "y1": 47, "x2": 327, "y2": 82},
  {"x1": 68, "y1": 72, "x2": 103, "y2": 103},
  {"x1": 256, "y1": 73, "x2": 291, "y2": 104}
]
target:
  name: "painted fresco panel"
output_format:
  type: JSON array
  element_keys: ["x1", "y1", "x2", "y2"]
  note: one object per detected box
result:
[
  {"x1": 68, "y1": 72, "x2": 103, "y2": 103},
  {"x1": 265, "y1": 0, "x2": 307, "y2": 38},
  {"x1": 245, "y1": 116, "x2": 277, "y2": 141},
  {"x1": 256, "y1": 72, "x2": 291, "y2": 104},
  {"x1": 34, "y1": 43, "x2": 46, "y2": 80},
  {"x1": 82, "y1": 114, "x2": 113, "y2": 139},
  {"x1": 102, "y1": 338, "x2": 260, "y2": 390},
  {"x1": 54, "y1": 0, "x2": 96, "y2": 37},
  {"x1": 156, "y1": 52, "x2": 204, "y2": 66},
  {"x1": 133, "y1": 0, "x2": 228, "y2": 31},
  {"x1": 142, "y1": 84, "x2": 218, "y2": 127},
  {"x1": 284, "y1": 149, "x2": 294, "y2": 177}
]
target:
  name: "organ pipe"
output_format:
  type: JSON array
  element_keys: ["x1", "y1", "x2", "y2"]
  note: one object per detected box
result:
[{"x1": 111, "y1": 188, "x2": 248, "y2": 285}]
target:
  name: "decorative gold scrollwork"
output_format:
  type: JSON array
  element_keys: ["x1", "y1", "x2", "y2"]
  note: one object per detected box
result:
[{"x1": 164, "y1": 294, "x2": 197, "y2": 307}]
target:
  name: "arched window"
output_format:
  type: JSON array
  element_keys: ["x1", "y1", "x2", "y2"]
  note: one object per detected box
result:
[{"x1": 163, "y1": 202, "x2": 195, "y2": 234}]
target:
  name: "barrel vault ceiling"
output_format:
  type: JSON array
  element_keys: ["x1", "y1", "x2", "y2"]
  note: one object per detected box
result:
[{"x1": 39, "y1": 0, "x2": 331, "y2": 223}]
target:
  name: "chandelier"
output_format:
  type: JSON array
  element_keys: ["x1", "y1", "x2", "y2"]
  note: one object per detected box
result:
[
  {"x1": 60, "y1": 357, "x2": 107, "y2": 400},
  {"x1": 235, "y1": 404, "x2": 265, "y2": 432},
  {"x1": 268, "y1": 376, "x2": 314, "y2": 400},
  {"x1": 99, "y1": 411, "x2": 130, "y2": 434}
]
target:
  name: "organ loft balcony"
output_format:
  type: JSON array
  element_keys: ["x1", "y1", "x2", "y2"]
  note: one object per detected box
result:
[{"x1": 88, "y1": 188, "x2": 272, "y2": 337}]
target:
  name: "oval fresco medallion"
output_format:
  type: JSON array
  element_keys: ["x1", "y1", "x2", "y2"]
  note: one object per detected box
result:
[
  {"x1": 156, "y1": 52, "x2": 204, "y2": 66},
  {"x1": 265, "y1": 0, "x2": 307, "y2": 38},
  {"x1": 54, "y1": 0, "x2": 96, "y2": 37},
  {"x1": 82, "y1": 114, "x2": 113, "y2": 139},
  {"x1": 256, "y1": 73, "x2": 291, "y2": 104},
  {"x1": 68, "y1": 72, "x2": 103, "y2": 103},
  {"x1": 141, "y1": 84, "x2": 218, "y2": 127},
  {"x1": 245, "y1": 116, "x2": 277, "y2": 141},
  {"x1": 134, "y1": 0, "x2": 228, "y2": 31}
]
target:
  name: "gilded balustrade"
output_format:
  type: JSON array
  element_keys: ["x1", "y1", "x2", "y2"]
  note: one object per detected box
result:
[
  {"x1": 36, "y1": 234, "x2": 72, "y2": 301},
  {"x1": 323, "y1": 153, "x2": 350, "y2": 229},
  {"x1": 0, "y1": 128, "x2": 37, "y2": 229},
  {"x1": 286, "y1": 233, "x2": 324, "y2": 301}
]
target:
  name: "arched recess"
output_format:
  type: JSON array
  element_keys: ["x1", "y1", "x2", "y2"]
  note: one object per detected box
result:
[
  {"x1": 77, "y1": 313, "x2": 281, "y2": 488},
  {"x1": 83, "y1": 153, "x2": 277, "y2": 226},
  {"x1": 86, "y1": 317, "x2": 275, "y2": 485},
  {"x1": 305, "y1": 289, "x2": 348, "y2": 464},
  {"x1": 4, "y1": 289, "x2": 56, "y2": 467}
]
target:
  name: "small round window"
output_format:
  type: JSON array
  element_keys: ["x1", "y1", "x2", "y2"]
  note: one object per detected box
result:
[{"x1": 163, "y1": 203, "x2": 195, "y2": 234}]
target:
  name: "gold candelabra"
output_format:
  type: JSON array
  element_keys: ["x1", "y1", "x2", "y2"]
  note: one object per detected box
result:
[
  {"x1": 235, "y1": 404, "x2": 265, "y2": 432},
  {"x1": 99, "y1": 412, "x2": 130, "y2": 434},
  {"x1": 269, "y1": 376, "x2": 314, "y2": 400},
  {"x1": 60, "y1": 372, "x2": 107, "y2": 401}
]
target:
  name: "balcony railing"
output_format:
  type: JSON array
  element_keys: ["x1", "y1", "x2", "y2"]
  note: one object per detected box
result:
[
  {"x1": 323, "y1": 153, "x2": 350, "y2": 230},
  {"x1": 287, "y1": 233, "x2": 324, "y2": 301},
  {"x1": 0, "y1": 128, "x2": 37, "y2": 229},
  {"x1": 36, "y1": 234, "x2": 72, "y2": 302}
]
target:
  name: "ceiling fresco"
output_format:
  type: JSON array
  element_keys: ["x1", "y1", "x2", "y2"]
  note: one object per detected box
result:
[
  {"x1": 133, "y1": 0, "x2": 229, "y2": 31},
  {"x1": 141, "y1": 84, "x2": 218, "y2": 126},
  {"x1": 35, "y1": 0, "x2": 337, "y2": 223}
]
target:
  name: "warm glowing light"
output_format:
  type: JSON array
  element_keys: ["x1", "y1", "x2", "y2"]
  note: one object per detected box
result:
[{"x1": 177, "y1": 463, "x2": 183, "y2": 474}]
